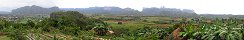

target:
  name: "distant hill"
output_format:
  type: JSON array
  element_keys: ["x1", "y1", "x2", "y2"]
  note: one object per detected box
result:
[
  {"x1": 11, "y1": 5, "x2": 61, "y2": 15},
  {"x1": 0, "y1": 11, "x2": 10, "y2": 14},
  {"x1": 11, "y1": 5, "x2": 244, "y2": 19},
  {"x1": 60, "y1": 7, "x2": 139, "y2": 15},
  {"x1": 142, "y1": 7, "x2": 198, "y2": 17},
  {"x1": 60, "y1": 7, "x2": 198, "y2": 17}
]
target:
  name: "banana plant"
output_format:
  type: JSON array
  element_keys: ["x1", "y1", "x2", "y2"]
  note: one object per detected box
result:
[
  {"x1": 179, "y1": 24, "x2": 197, "y2": 40},
  {"x1": 192, "y1": 19, "x2": 243, "y2": 40}
]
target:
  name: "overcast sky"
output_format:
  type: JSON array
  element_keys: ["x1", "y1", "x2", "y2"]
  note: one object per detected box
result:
[{"x1": 0, "y1": 0, "x2": 244, "y2": 15}]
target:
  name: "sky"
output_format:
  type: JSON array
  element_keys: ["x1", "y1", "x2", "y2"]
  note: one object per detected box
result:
[{"x1": 0, "y1": 0, "x2": 244, "y2": 15}]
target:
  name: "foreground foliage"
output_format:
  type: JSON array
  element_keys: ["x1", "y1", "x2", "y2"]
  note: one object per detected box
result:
[{"x1": 179, "y1": 18, "x2": 244, "y2": 40}]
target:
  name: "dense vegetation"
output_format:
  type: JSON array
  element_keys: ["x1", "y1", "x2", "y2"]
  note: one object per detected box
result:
[
  {"x1": 176, "y1": 18, "x2": 244, "y2": 40},
  {"x1": 0, "y1": 11, "x2": 109, "y2": 40},
  {"x1": 2, "y1": 5, "x2": 244, "y2": 40},
  {"x1": 1, "y1": 10, "x2": 244, "y2": 40}
]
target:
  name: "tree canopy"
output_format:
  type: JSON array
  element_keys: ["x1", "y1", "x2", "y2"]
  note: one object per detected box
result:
[{"x1": 49, "y1": 11, "x2": 105, "y2": 30}]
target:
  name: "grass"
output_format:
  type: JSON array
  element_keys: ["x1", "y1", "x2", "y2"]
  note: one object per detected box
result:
[
  {"x1": 0, "y1": 36, "x2": 11, "y2": 40},
  {"x1": 141, "y1": 17, "x2": 172, "y2": 21},
  {"x1": 105, "y1": 20, "x2": 148, "y2": 30},
  {"x1": 103, "y1": 16, "x2": 176, "y2": 30}
]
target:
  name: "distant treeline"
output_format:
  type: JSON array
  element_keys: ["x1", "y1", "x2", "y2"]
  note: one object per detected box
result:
[
  {"x1": 0, "y1": 11, "x2": 10, "y2": 14},
  {"x1": 199, "y1": 14, "x2": 244, "y2": 19}
]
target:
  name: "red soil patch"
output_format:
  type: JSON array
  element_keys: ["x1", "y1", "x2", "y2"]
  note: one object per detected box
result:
[
  {"x1": 172, "y1": 28, "x2": 181, "y2": 40},
  {"x1": 0, "y1": 32, "x2": 5, "y2": 36}
]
